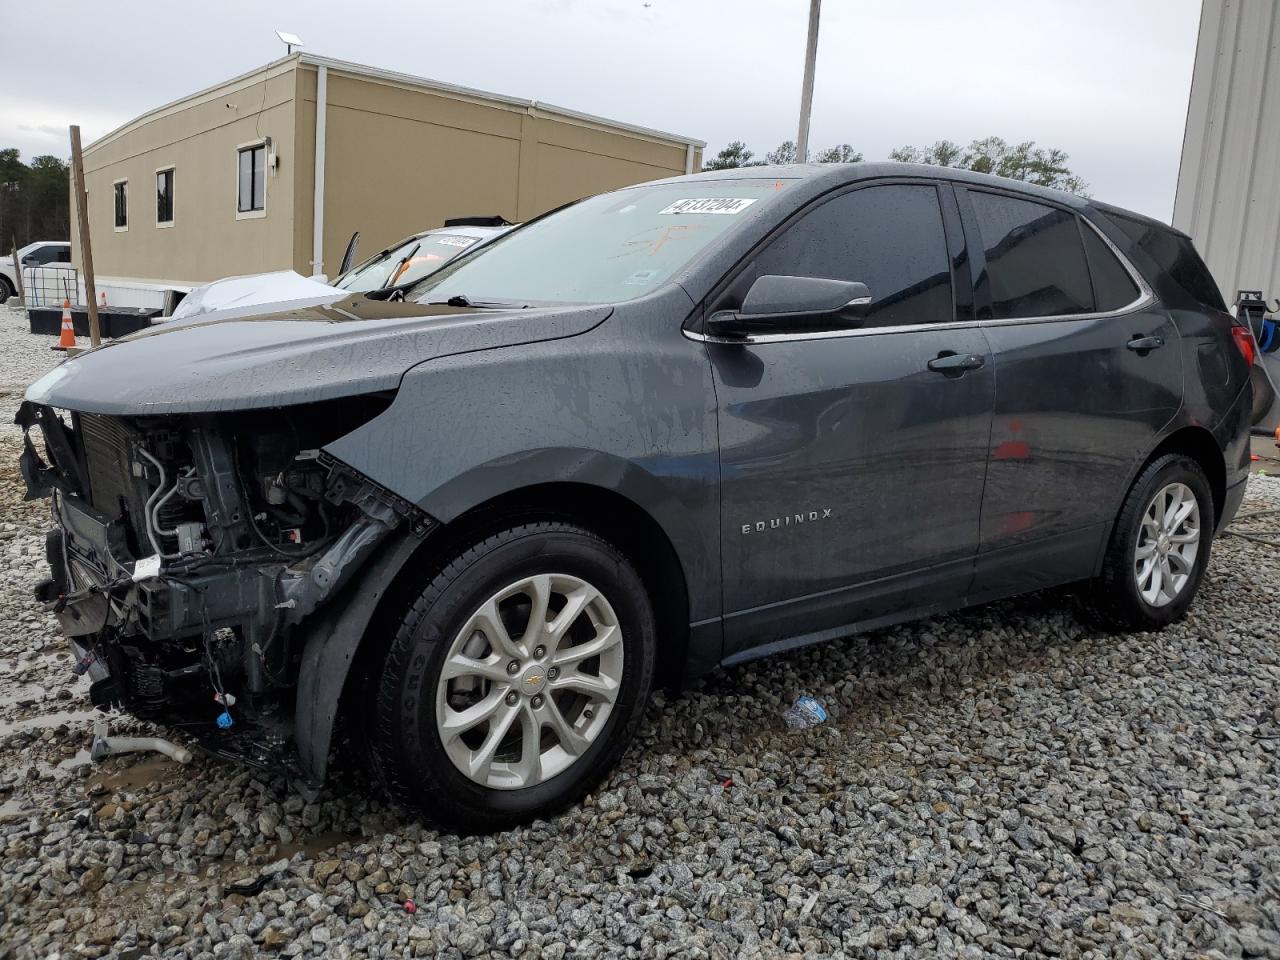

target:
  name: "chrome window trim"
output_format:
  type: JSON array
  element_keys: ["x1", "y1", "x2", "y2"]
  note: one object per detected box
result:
[{"x1": 683, "y1": 319, "x2": 981, "y2": 345}]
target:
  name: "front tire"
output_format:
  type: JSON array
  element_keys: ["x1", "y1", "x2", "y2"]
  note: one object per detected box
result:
[
  {"x1": 0, "y1": 276, "x2": 13, "y2": 304},
  {"x1": 1085, "y1": 454, "x2": 1214, "y2": 631},
  {"x1": 371, "y1": 520, "x2": 655, "y2": 831}
]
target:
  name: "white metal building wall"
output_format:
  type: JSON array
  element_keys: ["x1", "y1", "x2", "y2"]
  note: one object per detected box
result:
[{"x1": 1173, "y1": 0, "x2": 1280, "y2": 304}]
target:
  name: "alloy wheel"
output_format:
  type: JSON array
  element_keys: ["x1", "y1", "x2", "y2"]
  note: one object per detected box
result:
[
  {"x1": 1133, "y1": 481, "x2": 1201, "y2": 608},
  {"x1": 435, "y1": 573, "x2": 624, "y2": 789}
]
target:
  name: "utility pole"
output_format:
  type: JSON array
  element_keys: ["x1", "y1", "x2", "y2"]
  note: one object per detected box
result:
[
  {"x1": 795, "y1": 0, "x2": 822, "y2": 163},
  {"x1": 69, "y1": 125, "x2": 101, "y2": 347}
]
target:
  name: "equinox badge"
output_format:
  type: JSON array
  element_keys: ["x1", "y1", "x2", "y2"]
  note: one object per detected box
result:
[{"x1": 742, "y1": 508, "x2": 833, "y2": 535}]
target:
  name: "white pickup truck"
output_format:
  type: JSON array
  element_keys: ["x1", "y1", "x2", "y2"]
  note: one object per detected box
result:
[{"x1": 0, "y1": 241, "x2": 71, "y2": 302}]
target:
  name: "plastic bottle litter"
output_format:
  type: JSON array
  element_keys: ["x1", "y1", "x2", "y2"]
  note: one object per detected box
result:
[{"x1": 783, "y1": 694, "x2": 828, "y2": 729}]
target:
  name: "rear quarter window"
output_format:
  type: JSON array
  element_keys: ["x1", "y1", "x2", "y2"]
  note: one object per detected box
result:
[
  {"x1": 1080, "y1": 225, "x2": 1140, "y2": 312},
  {"x1": 1103, "y1": 211, "x2": 1226, "y2": 312}
]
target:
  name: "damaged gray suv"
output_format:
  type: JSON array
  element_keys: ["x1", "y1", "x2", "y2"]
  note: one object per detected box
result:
[{"x1": 19, "y1": 163, "x2": 1254, "y2": 830}]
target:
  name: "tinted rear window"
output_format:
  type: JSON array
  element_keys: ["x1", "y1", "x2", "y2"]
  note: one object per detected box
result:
[
  {"x1": 1081, "y1": 224, "x2": 1140, "y2": 311},
  {"x1": 1104, "y1": 211, "x2": 1226, "y2": 312},
  {"x1": 970, "y1": 191, "x2": 1093, "y2": 320}
]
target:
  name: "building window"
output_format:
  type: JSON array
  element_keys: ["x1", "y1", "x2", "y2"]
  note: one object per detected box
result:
[
  {"x1": 156, "y1": 167, "x2": 174, "y2": 226},
  {"x1": 113, "y1": 180, "x2": 128, "y2": 231},
  {"x1": 237, "y1": 144, "x2": 266, "y2": 215}
]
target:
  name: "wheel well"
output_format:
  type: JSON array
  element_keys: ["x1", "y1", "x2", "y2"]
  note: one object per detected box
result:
[
  {"x1": 342, "y1": 482, "x2": 693, "y2": 717},
  {"x1": 450, "y1": 483, "x2": 693, "y2": 689},
  {"x1": 1144, "y1": 426, "x2": 1226, "y2": 524}
]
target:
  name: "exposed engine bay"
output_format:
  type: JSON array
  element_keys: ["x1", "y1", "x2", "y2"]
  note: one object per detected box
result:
[{"x1": 15, "y1": 395, "x2": 430, "y2": 774}]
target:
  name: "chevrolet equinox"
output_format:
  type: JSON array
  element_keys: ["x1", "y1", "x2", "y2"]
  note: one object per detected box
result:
[{"x1": 18, "y1": 163, "x2": 1253, "y2": 830}]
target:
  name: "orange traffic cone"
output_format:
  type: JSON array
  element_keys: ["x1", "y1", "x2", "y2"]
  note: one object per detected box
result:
[{"x1": 52, "y1": 299, "x2": 77, "y2": 351}]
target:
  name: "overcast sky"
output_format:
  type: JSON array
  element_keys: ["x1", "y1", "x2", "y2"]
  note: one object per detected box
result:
[{"x1": 4, "y1": 0, "x2": 1202, "y2": 220}]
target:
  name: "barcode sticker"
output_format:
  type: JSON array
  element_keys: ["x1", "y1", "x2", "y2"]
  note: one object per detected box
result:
[{"x1": 658, "y1": 198, "x2": 758, "y2": 215}]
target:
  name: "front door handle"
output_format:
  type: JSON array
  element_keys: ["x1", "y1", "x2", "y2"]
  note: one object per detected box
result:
[
  {"x1": 927, "y1": 352, "x2": 985, "y2": 373},
  {"x1": 1127, "y1": 335, "x2": 1165, "y2": 352}
]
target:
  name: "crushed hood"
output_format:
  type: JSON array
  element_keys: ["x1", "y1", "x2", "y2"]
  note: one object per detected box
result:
[{"x1": 26, "y1": 295, "x2": 611, "y2": 415}]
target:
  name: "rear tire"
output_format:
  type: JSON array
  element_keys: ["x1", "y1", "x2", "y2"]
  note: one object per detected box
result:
[
  {"x1": 1083, "y1": 454, "x2": 1214, "y2": 631},
  {"x1": 370, "y1": 520, "x2": 655, "y2": 831}
]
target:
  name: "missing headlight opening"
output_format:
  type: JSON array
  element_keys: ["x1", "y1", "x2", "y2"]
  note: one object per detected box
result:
[{"x1": 16, "y1": 394, "x2": 429, "y2": 772}]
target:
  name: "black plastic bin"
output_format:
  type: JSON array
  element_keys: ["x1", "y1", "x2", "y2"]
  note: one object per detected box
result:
[{"x1": 27, "y1": 305, "x2": 160, "y2": 339}]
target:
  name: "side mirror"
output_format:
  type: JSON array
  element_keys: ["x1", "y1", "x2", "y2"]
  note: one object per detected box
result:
[
  {"x1": 707, "y1": 275, "x2": 871, "y2": 339},
  {"x1": 21, "y1": 256, "x2": 38, "y2": 266}
]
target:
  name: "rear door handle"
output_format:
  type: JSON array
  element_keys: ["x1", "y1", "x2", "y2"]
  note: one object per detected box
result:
[
  {"x1": 1127, "y1": 335, "x2": 1165, "y2": 352},
  {"x1": 927, "y1": 352, "x2": 985, "y2": 373}
]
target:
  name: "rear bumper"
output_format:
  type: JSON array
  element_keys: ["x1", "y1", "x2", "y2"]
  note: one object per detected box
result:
[
  {"x1": 1217, "y1": 477, "x2": 1247, "y2": 535},
  {"x1": 1216, "y1": 380, "x2": 1254, "y2": 481},
  {"x1": 1212, "y1": 379, "x2": 1254, "y2": 535}
]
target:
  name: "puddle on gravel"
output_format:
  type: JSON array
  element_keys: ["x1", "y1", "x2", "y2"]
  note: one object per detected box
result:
[
  {"x1": 0, "y1": 796, "x2": 33, "y2": 819},
  {"x1": 87, "y1": 754, "x2": 182, "y2": 795},
  {"x1": 2, "y1": 682, "x2": 49, "y2": 705},
  {"x1": 277, "y1": 829, "x2": 361, "y2": 860},
  {"x1": 58, "y1": 748, "x2": 92, "y2": 774},
  {"x1": 0, "y1": 707, "x2": 98, "y2": 735}
]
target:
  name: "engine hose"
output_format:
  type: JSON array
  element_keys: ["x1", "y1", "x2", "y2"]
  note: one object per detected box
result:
[{"x1": 137, "y1": 449, "x2": 181, "y2": 560}]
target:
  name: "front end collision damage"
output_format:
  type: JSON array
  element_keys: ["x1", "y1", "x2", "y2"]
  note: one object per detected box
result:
[
  {"x1": 14, "y1": 297, "x2": 632, "y2": 789},
  {"x1": 16, "y1": 395, "x2": 434, "y2": 782}
]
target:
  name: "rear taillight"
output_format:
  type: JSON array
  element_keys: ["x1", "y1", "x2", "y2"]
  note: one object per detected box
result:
[{"x1": 1232, "y1": 325, "x2": 1258, "y2": 366}]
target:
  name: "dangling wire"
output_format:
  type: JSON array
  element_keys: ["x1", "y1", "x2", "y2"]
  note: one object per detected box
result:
[{"x1": 1223, "y1": 507, "x2": 1280, "y2": 547}]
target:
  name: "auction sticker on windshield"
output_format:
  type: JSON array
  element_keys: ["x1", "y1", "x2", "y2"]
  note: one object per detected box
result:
[
  {"x1": 436, "y1": 236, "x2": 476, "y2": 247},
  {"x1": 658, "y1": 198, "x2": 758, "y2": 215}
]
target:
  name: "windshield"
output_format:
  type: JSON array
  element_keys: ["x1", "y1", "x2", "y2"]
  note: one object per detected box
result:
[
  {"x1": 408, "y1": 181, "x2": 789, "y2": 305},
  {"x1": 336, "y1": 233, "x2": 484, "y2": 292}
]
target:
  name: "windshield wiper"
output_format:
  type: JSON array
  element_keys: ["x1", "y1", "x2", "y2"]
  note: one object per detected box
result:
[
  {"x1": 380, "y1": 243, "x2": 420, "y2": 290},
  {"x1": 422, "y1": 295, "x2": 529, "y2": 309}
]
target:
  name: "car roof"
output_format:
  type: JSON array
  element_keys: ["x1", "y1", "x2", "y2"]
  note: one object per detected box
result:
[{"x1": 646, "y1": 161, "x2": 1095, "y2": 213}]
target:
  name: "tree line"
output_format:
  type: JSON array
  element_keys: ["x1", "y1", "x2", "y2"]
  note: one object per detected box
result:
[
  {"x1": 0, "y1": 149, "x2": 71, "y2": 253},
  {"x1": 703, "y1": 136, "x2": 1087, "y2": 193}
]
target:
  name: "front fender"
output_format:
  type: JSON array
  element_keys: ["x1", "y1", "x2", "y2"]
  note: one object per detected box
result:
[
  {"x1": 294, "y1": 527, "x2": 424, "y2": 786},
  {"x1": 323, "y1": 305, "x2": 721, "y2": 622}
]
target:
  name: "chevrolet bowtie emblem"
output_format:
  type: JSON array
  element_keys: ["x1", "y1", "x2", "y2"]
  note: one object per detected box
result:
[{"x1": 525, "y1": 674, "x2": 544, "y2": 685}]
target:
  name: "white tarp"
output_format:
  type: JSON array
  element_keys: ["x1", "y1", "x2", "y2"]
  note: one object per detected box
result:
[{"x1": 168, "y1": 271, "x2": 339, "y2": 322}]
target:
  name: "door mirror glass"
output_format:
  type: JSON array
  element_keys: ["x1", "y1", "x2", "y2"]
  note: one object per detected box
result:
[{"x1": 708, "y1": 274, "x2": 870, "y2": 338}]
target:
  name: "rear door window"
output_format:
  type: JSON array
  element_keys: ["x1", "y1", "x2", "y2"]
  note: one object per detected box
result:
[
  {"x1": 751, "y1": 183, "x2": 954, "y2": 327},
  {"x1": 1081, "y1": 224, "x2": 1139, "y2": 312},
  {"x1": 969, "y1": 191, "x2": 1093, "y2": 320}
]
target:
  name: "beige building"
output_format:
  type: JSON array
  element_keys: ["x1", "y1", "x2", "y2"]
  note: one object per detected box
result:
[{"x1": 73, "y1": 54, "x2": 703, "y2": 307}]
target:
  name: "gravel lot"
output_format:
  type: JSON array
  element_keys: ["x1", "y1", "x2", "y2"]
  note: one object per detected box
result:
[{"x1": 1, "y1": 299, "x2": 1279, "y2": 958}]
